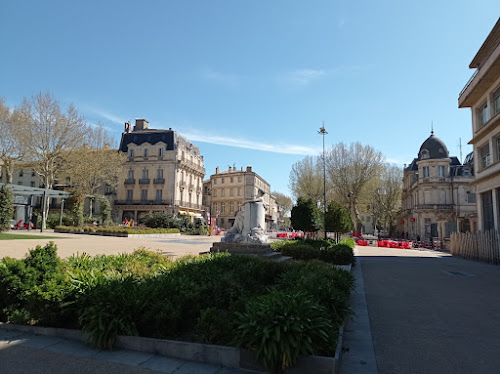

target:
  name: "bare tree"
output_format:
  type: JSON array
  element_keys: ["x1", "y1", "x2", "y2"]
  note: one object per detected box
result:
[
  {"x1": 289, "y1": 156, "x2": 324, "y2": 204},
  {"x1": 61, "y1": 124, "x2": 126, "y2": 216},
  {"x1": 326, "y1": 142, "x2": 384, "y2": 232},
  {"x1": 17, "y1": 92, "x2": 87, "y2": 227},
  {"x1": 370, "y1": 164, "x2": 402, "y2": 235},
  {"x1": 272, "y1": 191, "x2": 293, "y2": 228},
  {"x1": 0, "y1": 99, "x2": 23, "y2": 183}
]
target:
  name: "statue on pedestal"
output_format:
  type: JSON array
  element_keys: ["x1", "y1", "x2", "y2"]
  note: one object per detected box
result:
[{"x1": 222, "y1": 197, "x2": 269, "y2": 244}]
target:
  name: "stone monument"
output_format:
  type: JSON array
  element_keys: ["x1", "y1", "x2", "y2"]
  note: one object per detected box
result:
[{"x1": 211, "y1": 197, "x2": 272, "y2": 255}]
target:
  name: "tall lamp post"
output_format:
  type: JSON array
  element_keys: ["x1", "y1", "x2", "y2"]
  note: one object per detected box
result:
[{"x1": 318, "y1": 124, "x2": 328, "y2": 240}]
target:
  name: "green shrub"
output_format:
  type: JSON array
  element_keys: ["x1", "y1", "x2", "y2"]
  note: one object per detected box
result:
[
  {"x1": 46, "y1": 214, "x2": 73, "y2": 229},
  {"x1": 141, "y1": 211, "x2": 176, "y2": 228},
  {"x1": 338, "y1": 237, "x2": 356, "y2": 248},
  {"x1": 0, "y1": 186, "x2": 14, "y2": 233},
  {"x1": 234, "y1": 290, "x2": 336, "y2": 374}
]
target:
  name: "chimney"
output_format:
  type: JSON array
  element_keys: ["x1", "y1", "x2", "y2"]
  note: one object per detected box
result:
[
  {"x1": 215, "y1": 167, "x2": 219, "y2": 174},
  {"x1": 246, "y1": 166, "x2": 252, "y2": 172},
  {"x1": 134, "y1": 119, "x2": 149, "y2": 131}
]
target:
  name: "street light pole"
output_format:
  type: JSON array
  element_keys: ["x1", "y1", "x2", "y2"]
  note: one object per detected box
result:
[{"x1": 318, "y1": 124, "x2": 328, "y2": 240}]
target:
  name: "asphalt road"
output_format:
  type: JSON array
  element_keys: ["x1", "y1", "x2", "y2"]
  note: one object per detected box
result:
[{"x1": 357, "y1": 246, "x2": 500, "y2": 374}]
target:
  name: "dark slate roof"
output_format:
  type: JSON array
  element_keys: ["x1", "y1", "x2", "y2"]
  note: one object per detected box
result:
[
  {"x1": 463, "y1": 151, "x2": 474, "y2": 165},
  {"x1": 418, "y1": 132, "x2": 449, "y2": 160},
  {"x1": 119, "y1": 130, "x2": 174, "y2": 152},
  {"x1": 405, "y1": 158, "x2": 419, "y2": 172},
  {"x1": 450, "y1": 156, "x2": 461, "y2": 166}
]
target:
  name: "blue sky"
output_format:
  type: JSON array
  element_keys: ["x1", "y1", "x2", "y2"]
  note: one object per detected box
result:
[{"x1": 1, "y1": 1, "x2": 499, "y2": 197}]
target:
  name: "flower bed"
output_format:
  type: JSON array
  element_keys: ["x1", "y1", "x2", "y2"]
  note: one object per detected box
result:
[
  {"x1": 0, "y1": 243, "x2": 353, "y2": 373},
  {"x1": 271, "y1": 238, "x2": 355, "y2": 265},
  {"x1": 55, "y1": 226, "x2": 180, "y2": 237}
]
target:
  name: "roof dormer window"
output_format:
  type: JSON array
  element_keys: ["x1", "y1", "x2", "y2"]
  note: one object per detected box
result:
[{"x1": 420, "y1": 149, "x2": 430, "y2": 159}]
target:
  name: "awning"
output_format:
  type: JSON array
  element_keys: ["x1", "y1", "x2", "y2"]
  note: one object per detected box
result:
[
  {"x1": 188, "y1": 212, "x2": 196, "y2": 216},
  {"x1": 178, "y1": 210, "x2": 188, "y2": 215}
]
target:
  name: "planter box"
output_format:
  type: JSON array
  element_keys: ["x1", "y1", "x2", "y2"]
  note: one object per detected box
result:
[
  {"x1": 0, "y1": 323, "x2": 344, "y2": 374},
  {"x1": 54, "y1": 229, "x2": 180, "y2": 238}
]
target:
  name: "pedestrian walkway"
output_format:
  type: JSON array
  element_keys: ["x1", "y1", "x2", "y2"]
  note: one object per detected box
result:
[
  {"x1": 0, "y1": 328, "x2": 259, "y2": 374},
  {"x1": 341, "y1": 246, "x2": 500, "y2": 374}
]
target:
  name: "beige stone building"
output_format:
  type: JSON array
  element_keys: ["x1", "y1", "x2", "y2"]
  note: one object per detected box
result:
[
  {"x1": 459, "y1": 18, "x2": 500, "y2": 231},
  {"x1": 115, "y1": 119, "x2": 205, "y2": 222},
  {"x1": 202, "y1": 166, "x2": 278, "y2": 230},
  {"x1": 400, "y1": 132, "x2": 477, "y2": 240}
]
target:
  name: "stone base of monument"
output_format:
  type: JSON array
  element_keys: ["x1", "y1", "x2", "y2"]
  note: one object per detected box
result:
[{"x1": 210, "y1": 242, "x2": 273, "y2": 255}]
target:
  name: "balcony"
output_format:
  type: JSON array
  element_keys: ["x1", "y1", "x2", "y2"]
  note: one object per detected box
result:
[
  {"x1": 178, "y1": 158, "x2": 205, "y2": 174},
  {"x1": 139, "y1": 178, "x2": 150, "y2": 185},
  {"x1": 416, "y1": 204, "x2": 454, "y2": 211},
  {"x1": 124, "y1": 178, "x2": 135, "y2": 185},
  {"x1": 175, "y1": 200, "x2": 202, "y2": 210},
  {"x1": 154, "y1": 178, "x2": 165, "y2": 184},
  {"x1": 115, "y1": 199, "x2": 174, "y2": 206}
]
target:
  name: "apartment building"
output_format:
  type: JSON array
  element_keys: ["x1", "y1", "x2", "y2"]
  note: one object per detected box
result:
[
  {"x1": 203, "y1": 166, "x2": 278, "y2": 230},
  {"x1": 400, "y1": 132, "x2": 477, "y2": 240},
  {"x1": 458, "y1": 18, "x2": 500, "y2": 231},
  {"x1": 115, "y1": 119, "x2": 205, "y2": 222}
]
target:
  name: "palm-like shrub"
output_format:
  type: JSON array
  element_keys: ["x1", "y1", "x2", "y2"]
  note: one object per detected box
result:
[{"x1": 234, "y1": 290, "x2": 336, "y2": 374}]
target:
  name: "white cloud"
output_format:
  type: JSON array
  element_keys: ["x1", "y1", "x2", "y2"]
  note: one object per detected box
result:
[
  {"x1": 182, "y1": 129, "x2": 317, "y2": 155},
  {"x1": 78, "y1": 104, "x2": 126, "y2": 125},
  {"x1": 284, "y1": 69, "x2": 328, "y2": 87}
]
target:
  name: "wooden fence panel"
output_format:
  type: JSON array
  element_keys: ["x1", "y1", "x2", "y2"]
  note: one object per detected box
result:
[{"x1": 450, "y1": 231, "x2": 500, "y2": 264}]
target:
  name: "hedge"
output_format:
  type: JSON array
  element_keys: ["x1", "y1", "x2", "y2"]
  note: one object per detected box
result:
[{"x1": 55, "y1": 226, "x2": 180, "y2": 235}]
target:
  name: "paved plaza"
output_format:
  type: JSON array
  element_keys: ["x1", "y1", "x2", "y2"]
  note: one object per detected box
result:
[{"x1": 0, "y1": 230, "x2": 221, "y2": 260}]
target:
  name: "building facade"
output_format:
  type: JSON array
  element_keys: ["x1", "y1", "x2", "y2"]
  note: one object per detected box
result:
[
  {"x1": 400, "y1": 132, "x2": 477, "y2": 240},
  {"x1": 202, "y1": 166, "x2": 278, "y2": 230},
  {"x1": 458, "y1": 18, "x2": 500, "y2": 231},
  {"x1": 115, "y1": 119, "x2": 205, "y2": 222}
]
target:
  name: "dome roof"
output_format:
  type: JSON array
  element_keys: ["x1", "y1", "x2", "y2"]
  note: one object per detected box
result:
[{"x1": 418, "y1": 131, "x2": 449, "y2": 160}]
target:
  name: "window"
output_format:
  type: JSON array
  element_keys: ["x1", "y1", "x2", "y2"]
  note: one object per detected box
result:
[
  {"x1": 31, "y1": 171, "x2": 35, "y2": 177},
  {"x1": 438, "y1": 166, "x2": 445, "y2": 177},
  {"x1": 126, "y1": 190, "x2": 133, "y2": 201},
  {"x1": 30, "y1": 181, "x2": 35, "y2": 187},
  {"x1": 493, "y1": 87, "x2": 500, "y2": 116},
  {"x1": 480, "y1": 144, "x2": 491, "y2": 168},
  {"x1": 19, "y1": 170, "x2": 23, "y2": 177},
  {"x1": 238, "y1": 187, "x2": 242, "y2": 196},
  {"x1": 482, "y1": 191, "x2": 494, "y2": 230},
  {"x1": 155, "y1": 189, "x2": 162, "y2": 201},
  {"x1": 221, "y1": 177, "x2": 225, "y2": 184},
  {"x1": 144, "y1": 148, "x2": 149, "y2": 158},
  {"x1": 230, "y1": 188, "x2": 234, "y2": 196},
  {"x1": 128, "y1": 170, "x2": 134, "y2": 179},
  {"x1": 238, "y1": 176, "x2": 242, "y2": 183},
  {"x1": 158, "y1": 147, "x2": 164, "y2": 157},
  {"x1": 142, "y1": 169, "x2": 149, "y2": 179},
  {"x1": 221, "y1": 189, "x2": 225, "y2": 197},
  {"x1": 213, "y1": 189, "x2": 217, "y2": 197},
  {"x1": 238, "y1": 202, "x2": 242, "y2": 211},
  {"x1": 497, "y1": 137, "x2": 500, "y2": 162},
  {"x1": 213, "y1": 203, "x2": 217, "y2": 213},
  {"x1": 128, "y1": 149, "x2": 135, "y2": 158},
  {"x1": 230, "y1": 177, "x2": 234, "y2": 183},
  {"x1": 214, "y1": 179, "x2": 217, "y2": 185},
  {"x1": 157, "y1": 169, "x2": 163, "y2": 179},
  {"x1": 221, "y1": 202, "x2": 225, "y2": 213},
  {"x1": 466, "y1": 191, "x2": 476, "y2": 203},
  {"x1": 230, "y1": 202, "x2": 234, "y2": 212},
  {"x1": 141, "y1": 189, "x2": 148, "y2": 201},
  {"x1": 423, "y1": 166, "x2": 429, "y2": 177},
  {"x1": 477, "y1": 102, "x2": 489, "y2": 127}
]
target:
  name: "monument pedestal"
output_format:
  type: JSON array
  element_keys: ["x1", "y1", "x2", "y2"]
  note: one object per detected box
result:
[{"x1": 210, "y1": 242, "x2": 272, "y2": 255}]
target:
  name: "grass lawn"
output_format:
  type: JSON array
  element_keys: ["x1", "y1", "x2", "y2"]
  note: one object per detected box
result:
[{"x1": 0, "y1": 233, "x2": 61, "y2": 240}]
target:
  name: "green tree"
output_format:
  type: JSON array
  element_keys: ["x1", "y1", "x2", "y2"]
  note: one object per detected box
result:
[
  {"x1": 325, "y1": 201, "x2": 353, "y2": 242},
  {"x1": 290, "y1": 198, "x2": 319, "y2": 233},
  {"x1": 0, "y1": 186, "x2": 14, "y2": 232},
  {"x1": 97, "y1": 195, "x2": 112, "y2": 226},
  {"x1": 69, "y1": 190, "x2": 85, "y2": 229}
]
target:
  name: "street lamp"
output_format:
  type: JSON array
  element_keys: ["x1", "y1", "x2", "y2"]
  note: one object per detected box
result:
[{"x1": 318, "y1": 124, "x2": 328, "y2": 240}]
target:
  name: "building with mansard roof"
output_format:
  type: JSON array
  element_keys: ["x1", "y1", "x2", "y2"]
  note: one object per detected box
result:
[
  {"x1": 400, "y1": 131, "x2": 477, "y2": 240},
  {"x1": 115, "y1": 119, "x2": 205, "y2": 222}
]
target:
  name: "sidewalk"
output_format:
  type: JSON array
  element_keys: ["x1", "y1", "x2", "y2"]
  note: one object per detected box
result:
[
  {"x1": 0, "y1": 328, "x2": 258, "y2": 374},
  {"x1": 342, "y1": 246, "x2": 500, "y2": 374}
]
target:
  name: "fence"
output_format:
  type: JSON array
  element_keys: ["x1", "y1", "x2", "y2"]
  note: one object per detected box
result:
[{"x1": 450, "y1": 231, "x2": 500, "y2": 264}]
